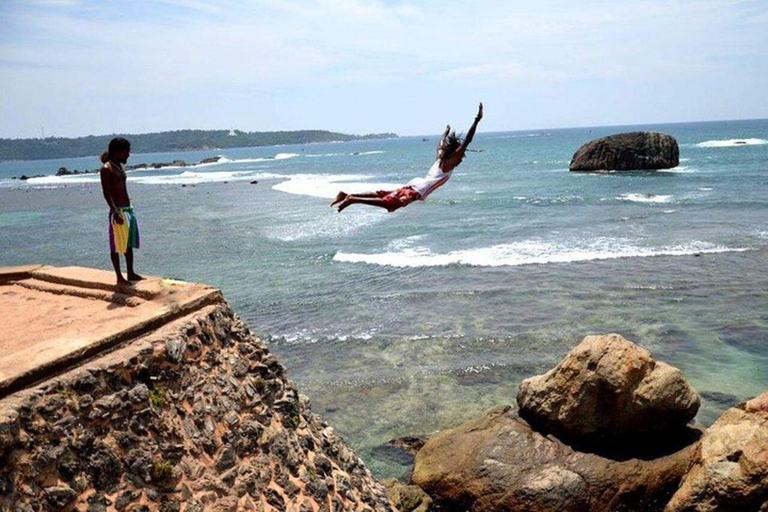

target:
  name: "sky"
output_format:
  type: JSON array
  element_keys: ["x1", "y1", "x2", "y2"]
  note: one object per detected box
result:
[{"x1": 1, "y1": 0, "x2": 767, "y2": 138}]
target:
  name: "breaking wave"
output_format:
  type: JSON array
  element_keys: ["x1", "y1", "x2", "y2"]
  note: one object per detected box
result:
[
  {"x1": 696, "y1": 138, "x2": 768, "y2": 148},
  {"x1": 333, "y1": 239, "x2": 749, "y2": 268},
  {"x1": 617, "y1": 193, "x2": 674, "y2": 203},
  {"x1": 272, "y1": 174, "x2": 400, "y2": 199}
]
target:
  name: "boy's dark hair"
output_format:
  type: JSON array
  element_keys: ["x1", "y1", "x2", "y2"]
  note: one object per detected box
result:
[
  {"x1": 443, "y1": 131, "x2": 463, "y2": 158},
  {"x1": 100, "y1": 137, "x2": 131, "y2": 163}
]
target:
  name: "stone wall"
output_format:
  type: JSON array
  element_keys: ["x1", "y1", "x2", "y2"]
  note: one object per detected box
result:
[{"x1": 0, "y1": 303, "x2": 393, "y2": 511}]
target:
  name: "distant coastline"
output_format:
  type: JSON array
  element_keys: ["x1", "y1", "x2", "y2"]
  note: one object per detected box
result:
[{"x1": 0, "y1": 129, "x2": 398, "y2": 162}]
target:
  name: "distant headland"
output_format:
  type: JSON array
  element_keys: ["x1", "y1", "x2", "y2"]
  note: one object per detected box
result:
[{"x1": 0, "y1": 129, "x2": 398, "y2": 161}]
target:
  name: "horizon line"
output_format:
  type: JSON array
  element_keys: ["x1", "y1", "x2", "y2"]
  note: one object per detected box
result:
[{"x1": 2, "y1": 116, "x2": 766, "y2": 144}]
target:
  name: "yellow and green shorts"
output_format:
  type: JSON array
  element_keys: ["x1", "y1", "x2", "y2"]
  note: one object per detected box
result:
[{"x1": 109, "y1": 206, "x2": 140, "y2": 254}]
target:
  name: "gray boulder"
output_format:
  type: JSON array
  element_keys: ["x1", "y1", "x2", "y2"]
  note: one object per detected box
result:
[{"x1": 569, "y1": 131, "x2": 679, "y2": 171}]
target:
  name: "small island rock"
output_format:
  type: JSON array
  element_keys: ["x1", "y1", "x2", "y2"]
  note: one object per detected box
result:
[{"x1": 569, "y1": 131, "x2": 679, "y2": 171}]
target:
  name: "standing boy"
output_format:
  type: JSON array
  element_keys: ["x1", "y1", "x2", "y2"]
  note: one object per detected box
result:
[{"x1": 99, "y1": 137, "x2": 142, "y2": 286}]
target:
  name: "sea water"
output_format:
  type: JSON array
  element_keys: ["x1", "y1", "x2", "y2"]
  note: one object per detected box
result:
[{"x1": 1, "y1": 119, "x2": 767, "y2": 478}]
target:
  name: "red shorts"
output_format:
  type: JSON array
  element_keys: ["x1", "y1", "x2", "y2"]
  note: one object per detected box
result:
[{"x1": 376, "y1": 186, "x2": 421, "y2": 212}]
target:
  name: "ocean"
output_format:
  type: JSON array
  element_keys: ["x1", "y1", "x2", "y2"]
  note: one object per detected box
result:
[{"x1": 1, "y1": 119, "x2": 767, "y2": 478}]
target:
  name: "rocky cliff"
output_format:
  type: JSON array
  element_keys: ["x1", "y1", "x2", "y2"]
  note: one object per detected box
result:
[{"x1": 0, "y1": 267, "x2": 393, "y2": 512}]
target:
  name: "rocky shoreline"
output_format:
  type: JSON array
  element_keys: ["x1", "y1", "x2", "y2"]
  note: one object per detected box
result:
[
  {"x1": 398, "y1": 334, "x2": 767, "y2": 512},
  {"x1": 1, "y1": 270, "x2": 765, "y2": 511},
  {"x1": 11, "y1": 156, "x2": 227, "y2": 181}
]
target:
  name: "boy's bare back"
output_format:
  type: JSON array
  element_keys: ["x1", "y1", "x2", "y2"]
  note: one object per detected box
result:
[{"x1": 100, "y1": 162, "x2": 130, "y2": 208}]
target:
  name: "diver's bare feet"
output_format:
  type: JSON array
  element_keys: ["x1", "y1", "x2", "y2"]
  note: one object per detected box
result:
[
  {"x1": 127, "y1": 273, "x2": 144, "y2": 282},
  {"x1": 337, "y1": 198, "x2": 353, "y2": 212},
  {"x1": 116, "y1": 276, "x2": 132, "y2": 287},
  {"x1": 330, "y1": 191, "x2": 347, "y2": 207}
]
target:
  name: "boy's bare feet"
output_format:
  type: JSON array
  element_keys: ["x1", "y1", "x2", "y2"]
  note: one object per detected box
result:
[
  {"x1": 330, "y1": 191, "x2": 347, "y2": 207},
  {"x1": 337, "y1": 198, "x2": 353, "y2": 212},
  {"x1": 127, "y1": 273, "x2": 144, "y2": 282},
  {"x1": 116, "y1": 276, "x2": 132, "y2": 287}
]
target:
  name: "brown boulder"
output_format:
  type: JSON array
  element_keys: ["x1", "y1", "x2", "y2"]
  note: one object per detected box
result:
[
  {"x1": 666, "y1": 392, "x2": 768, "y2": 511},
  {"x1": 383, "y1": 479, "x2": 433, "y2": 512},
  {"x1": 412, "y1": 405, "x2": 700, "y2": 512},
  {"x1": 569, "y1": 131, "x2": 679, "y2": 171},
  {"x1": 517, "y1": 333, "x2": 700, "y2": 441}
]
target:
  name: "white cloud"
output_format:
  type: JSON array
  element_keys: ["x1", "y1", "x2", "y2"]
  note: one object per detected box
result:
[{"x1": 1, "y1": 0, "x2": 767, "y2": 136}]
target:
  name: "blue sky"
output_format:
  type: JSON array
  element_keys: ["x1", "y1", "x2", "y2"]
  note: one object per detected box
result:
[{"x1": 1, "y1": 0, "x2": 766, "y2": 138}]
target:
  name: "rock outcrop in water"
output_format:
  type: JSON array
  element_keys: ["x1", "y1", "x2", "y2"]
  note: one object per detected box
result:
[
  {"x1": 569, "y1": 132, "x2": 679, "y2": 171},
  {"x1": 666, "y1": 391, "x2": 768, "y2": 512},
  {"x1": 517, "y1": 333, "x2": 700, "y2": 442},
  {"x1": 411, "y1": 334, "x2": 704, "y2": 512}
]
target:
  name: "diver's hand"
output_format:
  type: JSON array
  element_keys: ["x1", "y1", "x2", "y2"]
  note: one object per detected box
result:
[
  {"x1": 476, "y1": 103, "x2": 483, "y2": 121},
  {"x1": 111, "y1": 210, "x2": 124, "y2": 225}
]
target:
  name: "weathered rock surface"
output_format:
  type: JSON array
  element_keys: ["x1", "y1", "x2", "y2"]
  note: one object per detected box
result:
[
  {"x1": 569, "y1": 131, "x2": 679, "y2": 171},
  {"x1": 517, "y1": 333, "x2": 700, "y2": 441},
  {"x1": 383, "y1": 479, "x2": 433, "y2": 512},
  {"x1": 666, "y1": 392, "x2": 768, "y2": 512},
  {"x1": 412, "y1": 405, "x2": 700, "y2": 512},
  {"x1": 0, "y1": 304, "x2": 393, "y2": 511}
]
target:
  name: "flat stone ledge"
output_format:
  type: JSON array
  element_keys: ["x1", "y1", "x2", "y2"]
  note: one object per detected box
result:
[{"x1": 0, "y1": 265, "x2": 223, "y2": 399}]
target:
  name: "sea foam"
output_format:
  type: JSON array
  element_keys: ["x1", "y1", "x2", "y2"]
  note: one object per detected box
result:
[
  {"x1": 274, "y1": 153, "x2": 301, "y2": 160},
  {"x1": 130, "y1": 170, "x2": 259, "y2": 185},
  {"x1": 333, "y1": 239, "x2": 748, "y2": 268},
  {"x1": 696, "y1": 138, "x2": 768, "y2": 148},
  {"x1": 617, "y1": 193, "x2": 674, "y2": 203},
  {"x1": 272, "y1": 174, "x2": 400, "y2": 199}
]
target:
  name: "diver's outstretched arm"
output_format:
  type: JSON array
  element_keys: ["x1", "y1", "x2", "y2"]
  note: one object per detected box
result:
[
  {"x1": 436, "y1": 124, "x2": 451, "y2": 160},
  {"x1": 460, "y1": 103, "x2": 483, "y2": 152}
]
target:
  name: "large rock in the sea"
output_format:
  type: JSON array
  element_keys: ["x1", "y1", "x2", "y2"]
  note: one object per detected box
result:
[
  {"x1": 517, "y1": 333, "x2": 700, "y2": 441},
  {"x1": 412, "y1": 405, "x2": 700, "y2": 512},
  {"x1": 569, "y1": 131, "x2": 679, "y2": 171},
  {"x1": 666, "y1": 392, "x2": 768, "y2": 511}
]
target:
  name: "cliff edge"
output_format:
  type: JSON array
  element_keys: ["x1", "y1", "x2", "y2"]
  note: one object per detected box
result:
[{"x1": 0, "y1": 266, "x2": 393, "y2": 511}]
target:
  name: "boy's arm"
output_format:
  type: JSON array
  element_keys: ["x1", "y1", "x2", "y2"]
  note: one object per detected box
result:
[
  {"x1": 460, "y1": 103, "x2": 483, "y2": 152},
  {"x1": 436, "y1": 124, "x2": 451, "y2": 159},
  {"x1": 100, "y1": 167, "x2": 123, "y2": 224}
]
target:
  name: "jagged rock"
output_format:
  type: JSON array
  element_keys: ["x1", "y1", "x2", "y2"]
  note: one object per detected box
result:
[
  {"x1": 382, "y1": 479, "x2": 433, "y2": 512},
  {"x1": 666, "y1": 392, "x2": 768, "y2": 511},
  {"x1": 1, "y1": 302, "x2": 393, "y2": 512},
  {"x1": 44, "y1": 485, "x2": 77, "y2": 509},
  {"x1": 517, "y1": 333, "x2": 699, "y2": 441},
  {"x1": 200, "y1": 156, "x2": 222, "y2": 164},
  {"x1": 388, "y1": 436, "x2": 427, "y2": 456},
  {"x1": 569, "y1": 132, "x2": 679, "y2": 171},
  {"x1": 412, "y1": 405, "x2": 700, "y2": 512}
]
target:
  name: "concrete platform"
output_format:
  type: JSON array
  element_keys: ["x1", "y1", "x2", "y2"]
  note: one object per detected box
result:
[{"x1": 0, "y1": 265, "x2": 223, "y2": 398}]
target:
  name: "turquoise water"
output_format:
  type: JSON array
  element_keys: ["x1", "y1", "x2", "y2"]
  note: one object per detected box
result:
[{"x1": 1, "y1": 119, "x2": 767, "y2": 478}]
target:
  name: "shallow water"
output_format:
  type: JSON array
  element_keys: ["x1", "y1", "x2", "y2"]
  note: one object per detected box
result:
[{"x1": 1, "y1": 119, "x2": 767, "y2": 478}]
